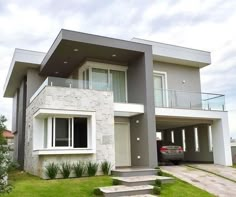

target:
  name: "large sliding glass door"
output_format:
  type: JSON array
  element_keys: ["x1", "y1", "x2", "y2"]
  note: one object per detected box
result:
[
  {"x1": 110, "y1": 70, "x2": 126, "y2": 103},
  {"x1": 92, "y1": 68, "x2": 109, "y2": 91},
  {"x1": 81, "y1": 63, "x2": 127, "y2": 103}
]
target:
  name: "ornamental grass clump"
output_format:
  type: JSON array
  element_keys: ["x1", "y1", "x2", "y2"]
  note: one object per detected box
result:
[
  {"x1": 73, "y1": 162, "x2": 85, "y2": 178},
  {"x1": 60, "y1": 162, "x2": 72, "y2": 179},
  {"x1": 101, "y1": 160, "x2": 112, "y2": 175},
  {"x1": 86, "y1": 161, "x2": 99, "y2": 177},
  {"x1": 45, "y1": 162, "x2": 59, "y2": 179}
]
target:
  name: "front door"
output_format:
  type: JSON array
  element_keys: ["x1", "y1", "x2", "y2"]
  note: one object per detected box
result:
[{"x1": 114, "y1": 123, "x2": 131, "y2": 167}]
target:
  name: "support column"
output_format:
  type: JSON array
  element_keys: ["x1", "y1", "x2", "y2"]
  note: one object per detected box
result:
[{"x1": 212, "y1": 114, "x2": 232, "y2": 166}]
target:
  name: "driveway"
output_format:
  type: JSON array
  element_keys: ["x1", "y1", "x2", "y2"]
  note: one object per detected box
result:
[
  {"x1": 188, "y1": 164, "x2": 236, "y2": 182},
  {"x1": 161, "y1": 165, "x2": 236, "y2": 197}
]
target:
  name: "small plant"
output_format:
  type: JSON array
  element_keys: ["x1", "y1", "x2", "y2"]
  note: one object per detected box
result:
[
  {"x1": 60, "y1": 162, "x2": 72, "y2": 178},
  {"x1": 45, "y1": 162, "x2": 59, "y2": 179},
  {"x1": 73, "y1": 162, "x2": 84, "y2": 178},
  {"x1": 93, "y1": 188, "x2": 103, "y2": 196},
  {"x1": 112, "y1": 179, "x2": 121, "y2": 185},
  {"x1": 153, "y1": 186, "x2": 161, "y2": 195},
  {"x1": 86, "y1": 161, "x2": 99, "y2": 177},
  {"x1": 155, "y1": 179, "x2": 162, "y2": 187},
  {"x1": 157, "y1": 170, "x2": 163, "y2": 176},
  {"x1": 101, "y1": 160, "x2": 112, "y2": 175}
]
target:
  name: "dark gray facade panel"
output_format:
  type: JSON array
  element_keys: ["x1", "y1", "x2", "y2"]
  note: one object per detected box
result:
[
  {"x1": 16, "y1": 77, "x2": 27, "y2": 168},
  {"x1": 128, "y1": 52, "x2": 157, "y2": 167}
]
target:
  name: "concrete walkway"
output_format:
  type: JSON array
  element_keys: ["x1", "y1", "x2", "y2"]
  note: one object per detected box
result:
[
  {"x1": 188, "y1": 164, "x2": 236, "y2": 182},
  {"x1": 161, "y1": 165, "x2": 236, "y2": 197}
]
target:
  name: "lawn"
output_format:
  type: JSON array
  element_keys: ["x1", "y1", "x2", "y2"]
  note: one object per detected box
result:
[
  {"x1": 161, "y1": 176, "x2": 214, "y2": 197},
  {"x1": 233, "y1": 164, "x2": 236, "y2": 168},
  {"x1": 3, "y1": 170, "x2": 112, "y2": 197},
  {"x1": 3, "y1": 170, "x2": 214, "y2": 197}
]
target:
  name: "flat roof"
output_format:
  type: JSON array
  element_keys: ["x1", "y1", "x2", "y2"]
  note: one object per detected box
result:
[
  {"x1": 3, "y1": 49, "x2": 46, "y2": 97},
  {"x1": 3, "y1": 29, "x2": 212, "y2": 98},
  {"x1": 131, "y1": 38, "x2": 211, "y2": 68}
]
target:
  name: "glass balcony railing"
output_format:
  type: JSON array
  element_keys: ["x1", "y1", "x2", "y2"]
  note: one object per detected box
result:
[
  {"x1": 154, "y1": 89, "x2": 225, "y2": 111},
  {"x1": 30, "y1": 77, "x2": 126, "y2": 103}
]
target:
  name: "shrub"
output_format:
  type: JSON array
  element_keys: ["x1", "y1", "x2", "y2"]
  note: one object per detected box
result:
[
  {"x1": 45, "y1": 162, "x2": 59, "y2": 179},
  {"x1": 60, "y1": 162, "x2": 72, "y2": 179},
  {"x1": 93, "y1": 188, "x2": 103, "y2": 196},
  {"x1": 153, "y1": 186, "x2": 161, "y2": 195},
  {"x1": 155, "y1": 179, "x2": 162, "y2": 187},
  {"x1": 86, "y1": 161, "x2": 99, "y2": 177},
  {"x1": 157, "y1": 170, "x2": 163, "y2": 176},
  {"x1": 0, "y1": 115, "x2": 12, "y2": 193},
  {"x1": 101, "y1": 160, "x2": 112, "y2": 175},
  {"x1": 73, "y1": 162, "x2": 84, "y2": 178},
  {"x1": 112, "y1": 179, "x2": 121, "y2": 185}
]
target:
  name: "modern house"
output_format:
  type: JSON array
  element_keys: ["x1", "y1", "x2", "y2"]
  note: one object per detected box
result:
[{"x1": 3, "y1": 29, "x2": 232, "y2": 178}]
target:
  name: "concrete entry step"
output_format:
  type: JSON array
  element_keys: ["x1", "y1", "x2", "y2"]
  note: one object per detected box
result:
[
  {"x1": 99, "y1": 185, "x2": 154, "y2": 197},
  {"x1": 113, "y1": 175, "x2": 174, "y2": 186},
  {"x1": 111, "y1": 168, "x2": 159, "y2": 177}
]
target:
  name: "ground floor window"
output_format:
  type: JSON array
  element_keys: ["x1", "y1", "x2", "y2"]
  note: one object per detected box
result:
[{"x1": 49, "y1": 117, "x2": 89, "y2": 148}]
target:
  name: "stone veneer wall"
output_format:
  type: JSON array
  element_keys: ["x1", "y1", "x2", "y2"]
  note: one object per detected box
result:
[{"x1": 25, "y1": 86, "x2": 115, "y2": 178}]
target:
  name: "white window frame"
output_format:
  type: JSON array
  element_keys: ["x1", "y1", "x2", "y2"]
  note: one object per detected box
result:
[
  {"x1": 182, "y1": 129, "x2": 186, "y2": 152},
  {"x1": 79, "y1": 61, "x2": 128, "y2": 102},
  {"x1": 208, "y1": 125, "x2": 213, "y2": 152},
  {"x1": 32, "y1": 109, "x2": 96, "y2": 154},
  {"x1": 153, "y1": 71, "x2": 168, "y2": 107},
  {"x1": 194, "y1": 127, "x2": 200, "y2": 152},
  {"x1": 171, "y1": 130, "x2": 175, "y2": 144}
]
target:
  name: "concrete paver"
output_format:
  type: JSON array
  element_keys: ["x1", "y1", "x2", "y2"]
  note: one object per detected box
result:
[
  {"x1": 161, "y1": 165, "x2": 236, "y2": 197},
  {"x1": 189, "y1": 164, "x2": 236, "y2": 182}
]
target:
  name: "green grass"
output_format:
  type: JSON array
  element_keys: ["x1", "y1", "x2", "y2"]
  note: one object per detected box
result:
[
  {"x1": 232, "y1": 164, "x2": 236, "y2": 168},
  {"x1": 160, "y1": 172, "x2": 215, "y2": 197},
  {"x1": 3, "y1": 170, "x2": 214, "y2": 197},
  {"x1": 3, "y1": 170, "x2": 112, "y2": 197}
]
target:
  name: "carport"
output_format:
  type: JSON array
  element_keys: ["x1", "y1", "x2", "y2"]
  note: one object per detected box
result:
[
  {"x1": 156, "y1": 117, "x2": 214, "y2": 163},
  {"x1": 155, "y1": 107, "x2": 232, "y2": 166}
]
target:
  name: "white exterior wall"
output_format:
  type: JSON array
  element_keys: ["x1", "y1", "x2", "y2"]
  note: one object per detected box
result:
[{"x1": 25, "y1": 86, "x2": 115, "y2": 178}]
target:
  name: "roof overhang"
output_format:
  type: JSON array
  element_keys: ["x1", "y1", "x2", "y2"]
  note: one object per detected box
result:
[
  {"x1": 40, "y1": 29, "x2": 149, "y2": 77},
  {"x1": 132, "y1": 38, "x2": 211, "y2": 68},
  {"x1": 3, "y1": 49, "x2": 46, "y2": 97}
]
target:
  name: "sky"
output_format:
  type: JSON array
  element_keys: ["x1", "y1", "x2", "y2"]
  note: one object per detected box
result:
[{"x1": 0, "y1": 0, "x2": 236, "y2": 137}]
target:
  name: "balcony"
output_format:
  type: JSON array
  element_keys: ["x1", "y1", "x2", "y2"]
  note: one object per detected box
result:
[
  {"x1": 154, "y1": 89, "x2": 225, "y2": 111},
  {"x1": 30, "y1": 77, "x2": 144, "y2": 117}
]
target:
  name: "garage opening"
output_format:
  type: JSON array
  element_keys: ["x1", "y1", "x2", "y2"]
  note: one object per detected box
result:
[{"x1": 156, "y1": 117, "x2": 214, "y2": 165}]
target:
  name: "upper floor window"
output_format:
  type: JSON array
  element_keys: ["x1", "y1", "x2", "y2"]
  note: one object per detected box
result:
[
  {"x1": 153, "y1": 71, "x2": 168, "y2": 107},
  {"x1": 80, "y1": 61, "x2": 127, "y2": 103}
]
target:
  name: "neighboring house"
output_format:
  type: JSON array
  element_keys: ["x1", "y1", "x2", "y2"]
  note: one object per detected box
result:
[
  {"x1": 2, "y1": 130, "x2": 14, "y2": 160},
  {"x1": 3, "y1": 29, "x2": 232, "y2": 178},
  {"x1": 2, "y1": 130, "x2": 14, "y2": 146}
]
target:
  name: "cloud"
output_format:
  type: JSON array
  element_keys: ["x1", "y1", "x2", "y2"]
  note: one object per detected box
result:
[{"x1": 0, "y1": 0, "x2": 236, "y2": 137}]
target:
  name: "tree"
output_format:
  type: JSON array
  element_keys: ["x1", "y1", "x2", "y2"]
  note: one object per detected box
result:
[
  {"x1": 0, "y1": 115, "x2": 7, "y2": 145},
  {"x1": 0, "y1": 115, "x2": 12, "y2": 193}
]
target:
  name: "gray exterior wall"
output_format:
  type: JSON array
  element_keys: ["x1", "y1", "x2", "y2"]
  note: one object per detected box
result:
[
  {"x1": 128, "y1": 53, "x2": 157, "y2": 168},
  {"x1": 26, "y1": 68, "x2": 46, "y2": 106},
  {"x1": 25, "y1": 86, "x2": 115, "y2": 178},
  {"x1": 153, "y1": 61, "x2": 201, "y2": 92}
]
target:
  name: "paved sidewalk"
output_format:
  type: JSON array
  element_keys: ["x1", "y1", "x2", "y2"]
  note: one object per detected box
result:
[
  {"x1": 161, "y1": 165, "x2": 236, "y2": 197},
  {"x1": 188, "y1": 164, "x2": 236, "y2": 182}
]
